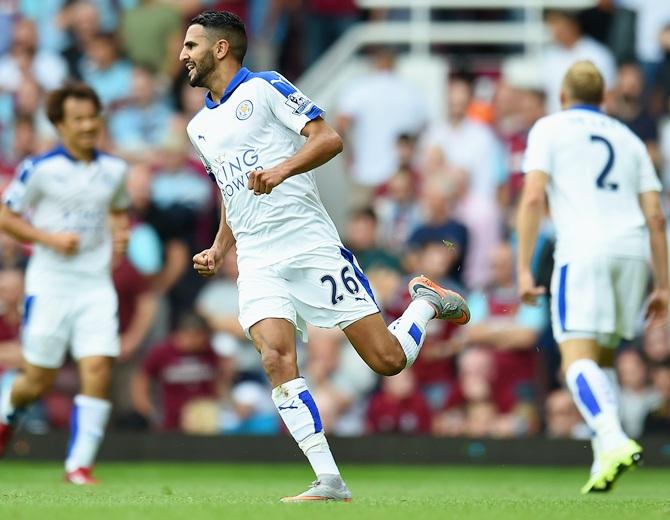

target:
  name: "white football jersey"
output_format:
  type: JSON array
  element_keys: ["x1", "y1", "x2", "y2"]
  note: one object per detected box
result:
[
  {"x1": 523, "y1": 106, "x2": 661, "y2": 263},
  {"x1": 2, "y1": 146, "x2": 129, "y2": 291},
  {"x1": 186, "y1": 67, "x2": 342, "y2": 269}
]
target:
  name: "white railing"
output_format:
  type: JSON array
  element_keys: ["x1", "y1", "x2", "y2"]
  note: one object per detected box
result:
[{"x1": 299, "y1": 0, "x2": 596, "y2": 94}]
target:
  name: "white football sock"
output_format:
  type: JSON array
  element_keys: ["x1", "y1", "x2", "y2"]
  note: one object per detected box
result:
[
  {"x1": 388, "y1": 299, "x2": 435, "y2": 368},
  {"x1": 65, "y1": 395, "x2": 112, "y2": 472},
  {"x1": 565, "y1": 359, "x2": 628, "y2": 453},
  {"x1": 272, "y1": 377, "x2": 340, "y2": 476}
]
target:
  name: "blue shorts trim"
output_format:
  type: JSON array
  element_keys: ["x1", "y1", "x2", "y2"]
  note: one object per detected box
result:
[{"x1": 339, "y1": 247, "x2": 378, "y2": 307}]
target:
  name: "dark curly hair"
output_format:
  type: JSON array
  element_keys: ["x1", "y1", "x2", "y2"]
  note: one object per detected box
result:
[{"x1": 190, "y1": 11, "x2": 247, "y2": 63}]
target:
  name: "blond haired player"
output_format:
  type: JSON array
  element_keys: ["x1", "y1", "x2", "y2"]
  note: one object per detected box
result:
[{"x1": 517, "y1": 61, "x2": 668, "y2": 493}]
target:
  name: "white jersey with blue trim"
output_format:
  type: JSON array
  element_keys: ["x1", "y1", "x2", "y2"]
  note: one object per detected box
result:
[
  {"x1": 522, "y1": 106, "x2": 661, "y2": 264},
  {"x1": 186, "y1": 67, "x2": 342, "y2": 269},
  {"x1": 2, "y1": 146, "x2": 129, "y2": 290}
]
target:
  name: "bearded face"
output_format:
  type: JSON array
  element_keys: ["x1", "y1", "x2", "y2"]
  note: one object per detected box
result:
[
  {"x1": 187, "y1": 49, "x2": 216, "y2": 88},
  {"x1": 180, "y1": 24, "x2": 219, "y2": 90}
]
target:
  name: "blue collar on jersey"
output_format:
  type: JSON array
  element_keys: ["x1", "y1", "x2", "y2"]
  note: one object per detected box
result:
[
  {"x1": 204, "y1": 67, "x2": 252, "y2": 109},
  {"x1": 568, "y1": 104, "x2": 601, "y2": 113},
  {"x1": 35, "y1": 144, "x2": 100, "y2": 164}
]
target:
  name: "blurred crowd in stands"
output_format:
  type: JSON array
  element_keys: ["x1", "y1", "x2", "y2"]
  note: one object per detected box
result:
[{"x1": 0, "y1": 1, "x2": 669, "y2": 440}]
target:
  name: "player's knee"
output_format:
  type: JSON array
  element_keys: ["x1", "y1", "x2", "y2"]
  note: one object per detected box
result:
[
  {"x1": 371, "y1": 349, "x2": 406, "y2": 376},
  {"x1": 260, "y1": 344, "x2": 294, "y2": 376}
]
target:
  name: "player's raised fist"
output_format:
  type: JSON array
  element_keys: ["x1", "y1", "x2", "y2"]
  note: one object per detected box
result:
[
  {"x1": 193, "y1": 247, "x2": 222, "y2": 277},
  {"x1": 47, "y1": 232, "x2": 80, "y2": 256},
  {"x1": 247, "y1": 167, "x2": 287, "y2": 195}
]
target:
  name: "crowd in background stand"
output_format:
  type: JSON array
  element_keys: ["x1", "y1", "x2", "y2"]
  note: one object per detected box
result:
[{"x1": 0, "y1": 1, "x2": 669, "y2": 439}]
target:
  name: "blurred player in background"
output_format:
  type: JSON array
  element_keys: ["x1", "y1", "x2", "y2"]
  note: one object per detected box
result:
[
  {"x1": 517, "y1": 61, "x2": 668, "y2": 493},
  {"x1": 0, "y1": 83, "x2": 130, "y2": 484},
  {"x1": 180, "y1": 11, "x2": 470, "y2": 502}
]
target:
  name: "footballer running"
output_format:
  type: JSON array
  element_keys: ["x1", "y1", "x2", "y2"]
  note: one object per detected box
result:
[
  {"x1": 0, "y1": 83, "x2": 130, "y2": 484},
  {"x1": 180, "y1": 10, "x2": 470, "y2": 502},
  {"x1": 517, "y1": 60, "x2": 669, "y2": 494}
]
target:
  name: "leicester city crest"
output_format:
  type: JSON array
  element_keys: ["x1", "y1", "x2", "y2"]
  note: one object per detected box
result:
[{"x1": 236, "y1": 100, "x2": 254, "y2": 120}]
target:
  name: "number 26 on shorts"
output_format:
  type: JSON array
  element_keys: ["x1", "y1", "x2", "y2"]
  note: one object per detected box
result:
[{"x1": 320, "y1": 266, "x2": 360, "y2": 305}]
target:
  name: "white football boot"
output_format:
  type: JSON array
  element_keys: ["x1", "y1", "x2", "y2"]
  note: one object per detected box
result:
[{"x1": 281, "y1": 474, "x2": 352, "y2": 503}]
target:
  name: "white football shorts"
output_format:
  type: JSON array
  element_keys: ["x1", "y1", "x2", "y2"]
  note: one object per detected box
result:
[
  {"x1": 22, "y1": 281, "x2": 120, "y2": 368},
  {"x1": 237, "y1": 244, "x2": 380, "y2": 342},
  {"x1": 550, "y1": 256, "x2": 648, "y2": 347}
]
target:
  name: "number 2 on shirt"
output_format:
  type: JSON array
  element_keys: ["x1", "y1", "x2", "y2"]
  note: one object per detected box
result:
[{"x1": 591, "y1": 134, "x2": 619, "y2": 191}]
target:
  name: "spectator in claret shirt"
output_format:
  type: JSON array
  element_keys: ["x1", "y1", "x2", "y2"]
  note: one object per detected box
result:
[
  {"x1": 131, "y1": 313, "x2": 220, "y2": 431},
  {"x1": 433, "y1": 346, "x2": 537, "y2": 438},
  {"x1": 366, "y1": 370, "x2": 431, "y2": 434}
]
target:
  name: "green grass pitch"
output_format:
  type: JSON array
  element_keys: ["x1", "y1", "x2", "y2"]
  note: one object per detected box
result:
[{"x1": 1, "y1": 462, "x2": 669, "y2": 520}]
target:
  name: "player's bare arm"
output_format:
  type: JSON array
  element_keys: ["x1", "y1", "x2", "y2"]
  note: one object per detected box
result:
[
  {"x1": 640, "y1": 190, "x2": 669, "y2": 324},
  {"x1": 0, "y1": 204, "x2": 79, "y2": 256},
  {"x1": 516, "y1": 169, "x2": 548, "y2": 305},
  {"x1": 247, "y1": 117, "x2": 343, "y2": 195},
  {"x1": 193, "y1": 200, "x2": 235, "y2": 277}
]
